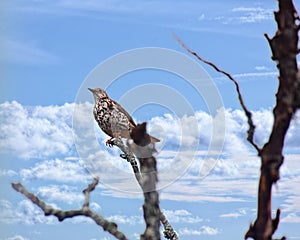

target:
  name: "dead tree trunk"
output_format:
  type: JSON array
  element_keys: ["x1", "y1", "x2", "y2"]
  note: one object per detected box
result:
[
  {"x1": 245, "y1": 0, "x2": 300, "y2": 239},
  {"x1": 174, "y1": 0, "x2": 299, "y2": 239}
]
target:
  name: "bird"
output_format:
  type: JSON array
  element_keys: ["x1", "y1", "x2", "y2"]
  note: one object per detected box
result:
[{"x1": 88, "y1": 88, "x2": 160, "y2": 147}]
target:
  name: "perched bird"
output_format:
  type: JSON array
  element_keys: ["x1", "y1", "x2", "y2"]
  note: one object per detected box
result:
[{"x1": 88, "y1": 88, "x2": 160, "y2": 146}]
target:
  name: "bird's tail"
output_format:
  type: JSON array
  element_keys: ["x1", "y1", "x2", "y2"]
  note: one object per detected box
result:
[{"x1": 150, "y1": 135, "x2": 160, "y2": 143}]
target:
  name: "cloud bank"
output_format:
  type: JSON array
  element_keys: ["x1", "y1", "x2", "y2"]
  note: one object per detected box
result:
[
  {"x1": 1, "y1": 101, "x2": 299, "y2": 158},
  {"x1": 1, "y1": 101, "x2": 300, "y2": 222},
  {"x1": 0, "y1": 101, "x2": 75, "y2": 158}
]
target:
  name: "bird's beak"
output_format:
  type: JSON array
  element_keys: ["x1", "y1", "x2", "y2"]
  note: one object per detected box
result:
[{"x1": 88, "y1": 88, "x2": 94, "y2": 93}]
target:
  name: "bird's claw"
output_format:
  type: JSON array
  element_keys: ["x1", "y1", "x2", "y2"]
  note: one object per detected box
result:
[{"x1": 105, "y1": 138, "x2": 115, "y2": 147}]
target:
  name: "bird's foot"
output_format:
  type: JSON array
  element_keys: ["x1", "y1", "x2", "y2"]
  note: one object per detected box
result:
[{"x1": 105, "y1": 138, "x2": 115, "y2": 147}]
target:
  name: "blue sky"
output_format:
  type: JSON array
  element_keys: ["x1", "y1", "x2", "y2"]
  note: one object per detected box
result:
[{"x1": 1, "y1": 1, "x2": 300, "y2": 240}]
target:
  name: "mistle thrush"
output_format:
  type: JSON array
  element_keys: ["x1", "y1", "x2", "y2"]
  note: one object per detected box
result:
[{"x1": 88, "y1": 88, "x2": 160, "y2": 146}]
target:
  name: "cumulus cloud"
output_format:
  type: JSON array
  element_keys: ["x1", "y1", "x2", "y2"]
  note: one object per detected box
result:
[
  {"x1": 90, "y1": 202, "x2": 101, "y2": 211},
  {"x1": 0, "y1": 101, "x2": 75, "y2": 158},
  {"x1": 1, "y1": 101, "x2": 299, "y2": 160},
  {"x1": 20, "y1": 158, "x2": 90, "y2": 183},
  {"x1": 281, "y1": 213, "x2": 300, "y2": 223},
  {"x1": 151, "y1": 107, "x2": 299, "y2": 158},
  {"x1": 0, "y1": 199, "x2": 56, "y2": 225},
  {"x1": 1, "y1": 102, "x2": 300, "y2": 216},
  {"x1": 37, "y1": 185, "x2": 84, "y2": 205},
  {"x1": 178, "y1": 226, "x2": 219, "y2": 236},
  {"x1": 0, "y1": 197, "x2": 101, "y2": 226},
  {"x1": 107, "y1": 214, "x2": 142, "y2": 225},
  {"x1": 163, "y1": 209, "x2": 204, "y2": 223},
  {"x1": 285, "y1": 110, "x2": 300, "y2": 149}
]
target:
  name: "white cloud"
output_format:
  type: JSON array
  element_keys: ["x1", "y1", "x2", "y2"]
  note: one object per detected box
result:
[
  {"x1": 220, "y1": 208, "x2": 248, "y2": 218},
  {"x1": 255, "y1": 66, "x2": 270, "y2": 71},
  {"x1": 163, "y1": 209, "x2": 204, "y2": 223},
  {"x1": 277, "y1": 175, "x2": 300, "y2": 214},
  {"x1": 0, "y1": 169, "x2": 17, "y2": 177},
  {"x1": 90, "y1": 202, "x2": 101, "y2": 211},
  {"x1": 5, "y1": 235, "x2": 29, "y2": 240},
  {"x1": 281, "y1": 213, "x2": 300, "y2": 223},
  {"x1": 2, "y1": 99, "x2": 299, "y2": 161},
  {"x1": 69, "y1": 216, "x2": 95, "y2": 224},
  {"x1": 200, "y1": 226, "x2": 220, "y2": 235},
  {"x1": 230, "y1": 7, "x2": 273, "y2": 23},
  {"x1": 0, "y1": 101, "x2": 74, "y2": 158},
  {"x1": 214, "y1": 71, "x2": 278, "y2": 84},
  {"x1": 178, "y1": 226, "x2": 219, "y2": 236},
  {"x1": 233, "y1": 72, "x2": 277, "y2": 79},
  {"x1": 285, "y1": 110, "x2": 300, "y2": 149},
  {"x1": 0, "y1": 199, "x2": 56, "y2": 225},
  {"x1": 151, "y1": 107, "x2": 299, "y2": 160},
  {"x1": 1, "y1": 102, "x2": 300, "y2": 217},
  {"x1": 0, "y1": 199, "x2": 18, "y2": 224},
  {"x1": 20, "y1": 158, "x2": 89, "y2": 183},
  {"x1": 252, "y1": 109, "x2": 274, "y2": 146},
  {"x1": 0, "y1": 197, "x2": 101, "y2": 226},
  {"x1": 37, "y1": 185, "x2": 84, "y2": 205},
  {"x1": 107, "y1": 214, "x2": 142, "y2": 225}
]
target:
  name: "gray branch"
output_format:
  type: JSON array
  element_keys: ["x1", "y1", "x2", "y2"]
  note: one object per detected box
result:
[{"x1": 11, "y1": 178, "x2": 128, "y2": 240}]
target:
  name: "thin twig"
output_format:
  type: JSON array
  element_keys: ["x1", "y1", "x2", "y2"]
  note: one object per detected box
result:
[
  {"x1": 173, "y1": 33, "x2": 261, "y2": 154},
  {"x1": 11, "y1": 178, "x2": 128, "y2": 240}
]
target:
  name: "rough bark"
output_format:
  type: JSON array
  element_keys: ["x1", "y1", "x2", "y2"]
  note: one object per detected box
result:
[{"x1": 245, "y1": 0, "x2": 300, "y2": 239}]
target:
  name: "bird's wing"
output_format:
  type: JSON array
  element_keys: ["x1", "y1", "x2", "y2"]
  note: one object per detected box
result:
[{"x1": 111, "y1": 99, "x2": 136, "y2": 127}]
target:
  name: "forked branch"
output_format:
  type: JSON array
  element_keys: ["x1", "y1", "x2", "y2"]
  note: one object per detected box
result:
[{"x1": 12, "y1": 178, "x2": 128, "y2": 240}]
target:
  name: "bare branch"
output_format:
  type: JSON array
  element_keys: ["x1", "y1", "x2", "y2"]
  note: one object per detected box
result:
[
  {"x1": 11, "y1": 178, "x2": 128, "y2": 240},
  {"x1": 82, "y1": 177, "x2": 99, "y2": 209},
  {"x1": 173, "y1": 33, "x2": 261, "y2": 154}
]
